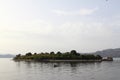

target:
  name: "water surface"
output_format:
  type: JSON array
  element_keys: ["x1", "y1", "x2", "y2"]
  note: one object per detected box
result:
[{"x1": 0, "y1": 58, "x2": 120, "y2": 80}]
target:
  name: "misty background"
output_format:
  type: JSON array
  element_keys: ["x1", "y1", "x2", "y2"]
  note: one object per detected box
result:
[{"x1": 0, "y1": 0, "x2": 120, "y2": 54}]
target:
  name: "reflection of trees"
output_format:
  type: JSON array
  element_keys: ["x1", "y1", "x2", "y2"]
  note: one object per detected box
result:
[
  {"x1": 24, "y1": 61, "x2": 32, "y2": 68},
  {"x1": 69, "y1": 62, "x2": 79, "y2": 67},
  {"x1": 15, "y1": 61, "x2": 21, "y2": 68},
  {"x1": 69, "y1": 62, "x2": 102, "y2": 74},
  {"x1": 69, "y1": 62, "x2": 79, "y2": 73}
]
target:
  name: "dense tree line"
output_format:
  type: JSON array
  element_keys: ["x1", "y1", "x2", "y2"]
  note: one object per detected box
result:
[{"x1": 14, "y1": 50, "x2": 102, "y2": 61}]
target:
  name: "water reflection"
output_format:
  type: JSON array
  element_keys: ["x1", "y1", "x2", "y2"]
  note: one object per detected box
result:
[
  {"x1": 14, "y1": 61, "x2": 102, "y2": 74},
  {"x1": 15, "y1": 61, "x2": 101, "y2": 67},
  {"x1": 1, "y1": 58, "x2": 120, "y2": 80}
]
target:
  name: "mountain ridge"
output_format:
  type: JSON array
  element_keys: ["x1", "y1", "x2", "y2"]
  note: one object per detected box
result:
[
  {"x1": 92, "y1": 48, "x2": 120, "y2": 57},
  {"x1": 0, "y1": 54, "x2": 15, "y2": 58}
]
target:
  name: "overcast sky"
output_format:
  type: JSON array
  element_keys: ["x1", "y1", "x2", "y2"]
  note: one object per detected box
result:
[{"x1": 0, "y1": 0, "x2": 120, "y2": 54}]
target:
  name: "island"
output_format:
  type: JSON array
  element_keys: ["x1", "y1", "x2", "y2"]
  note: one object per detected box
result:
[{"x1": 13, "y1": 50, "x2": 104, "y2": 62}]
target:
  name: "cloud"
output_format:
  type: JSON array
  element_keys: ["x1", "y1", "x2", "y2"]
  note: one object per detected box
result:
[
  {"x1": 0, "y1": 17, "x2": 120, "y2": 53},
  {"x1": 57, "y1": 22, "x2": 112, "y2": 38},
  {"x1": 0, "y1": 19, "x2": 53, "y2": 36},
  {"x1": 53, "y1": 8, "x2": 98, "y2": 16},
  {"x1": 54, "y1": 21, "x2": 120, "y2": 52}
]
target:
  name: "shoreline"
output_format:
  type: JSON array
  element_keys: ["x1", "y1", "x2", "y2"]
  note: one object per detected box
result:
[
  {"x1": 42, "y1": 59, "x2": 102, "y2": 62},
  {"x1": 14, "y1": 59, "x2": 102, "y2": 62}
]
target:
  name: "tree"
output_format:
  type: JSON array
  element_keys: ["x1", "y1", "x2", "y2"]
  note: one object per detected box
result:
[
  {"x1": 16, "y1": 54, "x2": 21, "y2": 57},
  {"x1": 57, "y1": 51, "x2": 62, "y2": 55},
  {"x1": 70, "y1": 50, "x2": 77, "y2": 55},
  {"x1": 34, "y1": 53, "x2": 37, "y2": 55},
  {"x1": 26, "y1": 52, "x2": 32, "y2": 56},
  {"x1": 96, "y1": 55, "x2": 102, "y2": 59},
  {"x1": 50, "y1": 51, "x2": 55, "y2": 55}
]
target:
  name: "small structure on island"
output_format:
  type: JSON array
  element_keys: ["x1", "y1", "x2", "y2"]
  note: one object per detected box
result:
[{"x1": 102, "y1": 57, "x2": 113, "y2": 61}]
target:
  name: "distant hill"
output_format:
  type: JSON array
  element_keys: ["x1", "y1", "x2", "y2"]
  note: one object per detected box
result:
[
  {"x1": 0, "y1": 54, "x2": 15, "y2": 58},
  {"x1": 93, "y1": 48, "x2": 120, "y2": 57}
]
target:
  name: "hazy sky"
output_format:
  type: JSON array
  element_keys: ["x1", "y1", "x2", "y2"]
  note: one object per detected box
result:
[{"x1": 0, "y1": 0, "x2": 120, "y2": 54}]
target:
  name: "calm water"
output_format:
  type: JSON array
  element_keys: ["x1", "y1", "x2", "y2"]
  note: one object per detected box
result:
[{"x1": 0, "y1": 58, "x2": 120, "y2": 80}]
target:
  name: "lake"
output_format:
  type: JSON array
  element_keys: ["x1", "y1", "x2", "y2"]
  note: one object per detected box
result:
[{"x1": 0, "y1": 58, "x2": 120, "y2": 80}]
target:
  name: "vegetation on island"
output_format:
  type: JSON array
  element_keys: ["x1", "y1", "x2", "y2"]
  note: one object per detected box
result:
[{"x1": 14, "y1": 50, "x2": 102, "y2": 61}]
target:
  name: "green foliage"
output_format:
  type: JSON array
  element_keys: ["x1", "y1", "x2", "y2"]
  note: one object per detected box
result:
[
  {"x1": 14, "y1": 54, "x2": 21, "y2": 59},
  {"x1": 26, "y1": 52, "x2": 32, "y2": 56},
  {"x1": 14, "y1": 50, "x2": 102, "y2": 61},
  {"x1": 50, "y1": 51, "x2": 55, "y2": 55}
]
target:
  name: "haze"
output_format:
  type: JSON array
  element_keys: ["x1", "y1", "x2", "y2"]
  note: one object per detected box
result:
[{"x1": 0, "y1": 0, "x2": 120, "y2": 54}]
